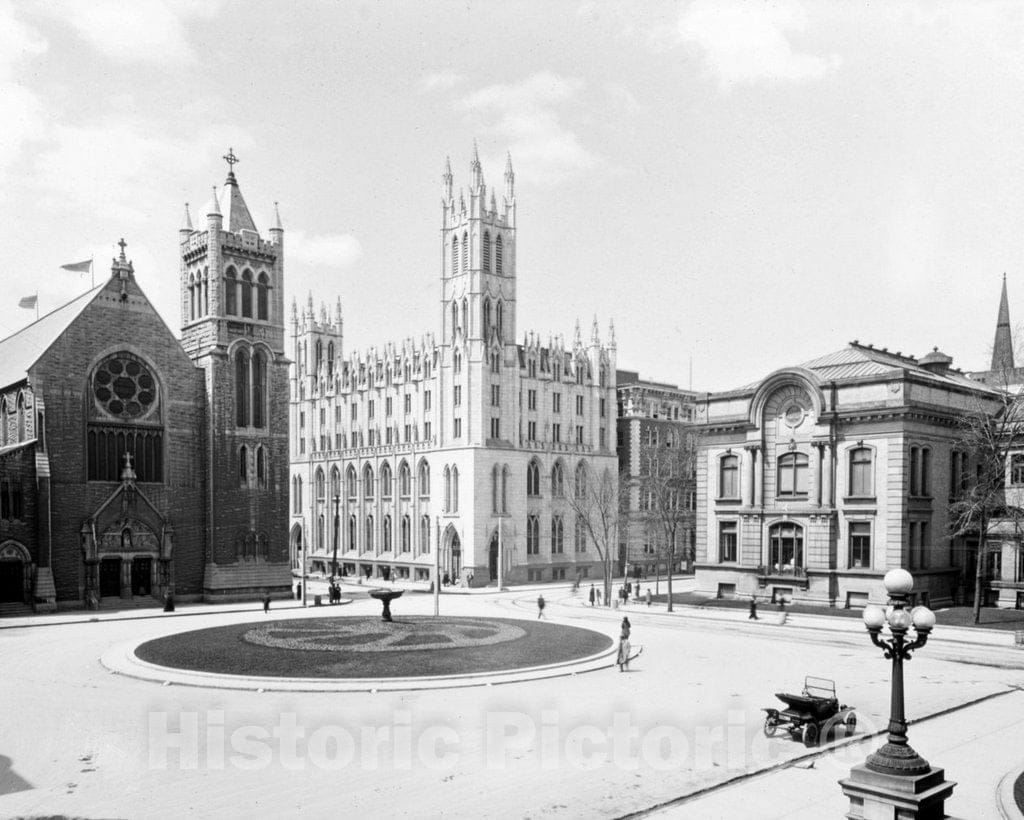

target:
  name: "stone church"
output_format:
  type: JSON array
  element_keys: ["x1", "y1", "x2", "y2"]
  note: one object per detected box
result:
[{"x1": 0, "y1": 155, "x2": 290, "y2": 611}]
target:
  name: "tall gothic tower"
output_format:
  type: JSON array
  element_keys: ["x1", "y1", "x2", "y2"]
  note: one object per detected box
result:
[
  {"x1": 179, "y1": 150, "x2": 291, "y2": 599},
  {"x1": 440, "y1": 147, "x2": 517, "y2": 445}
]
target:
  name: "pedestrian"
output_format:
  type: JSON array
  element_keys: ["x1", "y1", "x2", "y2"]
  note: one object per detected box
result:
[
  {"x1": 589, "y1": 585, "x2": 596, "y2": 606},
  {"x1": 537, "y1": 594, "x2": 546, "y2": 619},
  {"x1": 263, "y1": 591, "x2": 271, "y2": 614},
  {"x1": 645, "y1": 587, "x2": 652, "y2": 607},
  {"x1": 443, "y1": 572, "x2": 451, "y2": 587},
  {"x1": 617, "y1": 617, "x2": 632, "y2": 672},
  {"x1": 749, "y1": 595, "x2": 759, "y2": 620},
  {"x1": 595, "y1": 586, "x2": 602, "y2": 606}
]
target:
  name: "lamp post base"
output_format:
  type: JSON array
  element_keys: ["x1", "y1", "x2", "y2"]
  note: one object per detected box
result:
[{"x1": 839, "y1": 763, "x2": 955, "y2": 819}]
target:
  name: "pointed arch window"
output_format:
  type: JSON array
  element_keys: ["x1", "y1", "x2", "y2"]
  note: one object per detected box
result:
[
  {"x1": 527, "y1": 459, "x2": 541, "y2": 497},
  {"x1": 241, "y1": 270, "x2": 254, "y2": 318},
  {"x1": 461, "y1": 232, "x2": 468, "y2": 274},
  {"x1": 330, "y1": 466, "x2": 341, "y2": 499},
  {"x1": 496, "y1": 301, "x2": 504, "y2": 342},
  {"x1": 526, "y1": 514, "x2": 539, "y2": 554},
  {"x1": 419, "y1": 460, "x2": 431, "y2": 498},
  {"x1": 492, "y1": 465, "x2": 500, "y2": 513},
  {"x1": 225, "y1": 267, "x2": 238, "y2": 315},
  {"x1": 346, "y1": 465, "x2": 357, "y2": 500},
  {"x1": 235, "y1": 348, "x2": 250, "y2": 427},
  {"x1": 495, "y1": 235, "x2": 503, "y2": 276},
  {"x1": 365, "y1": 514, "x2": 374, "y2": 551},
  {"x1": 317, "y1": 514, "x2": 325, "y2": 551},
  {"x1": 348, "y1": 514, "x2": 356, "y2": 550},
  {"x1": 399, "y1": 461, "x2": 411, "y2": 497},
  {"x1": 451, "y1": 466, "x2": 459, "y2": 512},
  {"x1": 381, "y1": 462, "x2": 393, "y2": 498},
  {"x1": 451, "y1": 235, "x2": 459, "y2": 277},
  {"x1": 189, "y1": 273, "x2": 197, "y2": 321},
  {"x1": 420, "y1": 514, "x2": 431, "y2": 554},
  {"x1": 574, "y1": 461, "x2": 588, "y2": 500},
  {"x1": 16, "y1": 394, "x2": 26, "y2": 442},
  {"x1": 239, "y1": 445, "x2": 249, "y2": 485},
  {"x1": 551, "y1": 461, "x2": 565, "y2": 497},
  {"x1": 383, "y1": 515, "x2": 392, "y2": 551},
  {"x1": 202, "y1": 268, "x2": 209, "y2": 316},
  {"x1": 252, "y1": 349, "x2": 266, "y2": 428},
  {"x1": 363, "y1": 464, "x2": 374, "y2": 499},
  {"x1": 551, "y1": 515, "x2": 564, "y2": 554},
  {"x1": 451, "y1": 301, "x2": 459, "y2": 339},
  {"x1": 461, "y1": 298, "x2": 468, "y2": 336},
  {"x1": 401, "y1": 515, "x2": 411, "y2": 552},
  {"x1": 483, "y1": 231, "x2": 491, "y2": 271},
  {"x1": 501, "y1": 465, "x2": 509, "y2": 513},
  {"x1": 257, "y1": 273, "x2": 269, "y2": 320},
  {"x1": 256, "y1": 446, "x2": 266, "y2": 488},
  {"x1": 293, "y1": 475, "x2": 303, "y2": 513},
  {"x1": 0, "y1": 398, "x2": 7, "y2": 446},
  {"x1": 483, "y1": 298, "x2": 492, "y2": 338},
  {"x1": 315, "y1": 467, "x2": 325, "y2": 502}
]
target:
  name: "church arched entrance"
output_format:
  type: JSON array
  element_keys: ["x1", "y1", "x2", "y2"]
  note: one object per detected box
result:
[
  {"x1": 442, "y1": 526, "x2": 461, "y2": 579},
  {"x1": 0, "y1": 542, "x2": 30, "y2": 604},
  {"x1": 290, "y1": 524, "x2": 303, "y2": 572}
]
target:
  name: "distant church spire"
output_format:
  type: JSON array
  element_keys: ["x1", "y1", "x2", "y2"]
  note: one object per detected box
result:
[{"x1": 992, "y1": 273, "x2": 1015, "y2": 371}]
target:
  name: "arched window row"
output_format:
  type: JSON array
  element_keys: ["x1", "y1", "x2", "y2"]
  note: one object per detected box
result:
[
  {"x1": 86, "y1": 428, "x2": 163, "y2": 483},
  {"x1": 444, "y1": 465, "x2": 459, "y2": 512},
  {"x1": 224, "y1": 266, "x2": 271, "y2": 321},
  {"x1": 187, "y1": 267, "x2": 210, "y2": 322},
  {"x1": 240, "y1": 445, "x2": 269, "y2": 489}
]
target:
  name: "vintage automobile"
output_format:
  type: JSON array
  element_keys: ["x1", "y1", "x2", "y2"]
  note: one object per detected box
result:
[{"x1": 762, "y1": 676, "x2": 857, "y2": 747}]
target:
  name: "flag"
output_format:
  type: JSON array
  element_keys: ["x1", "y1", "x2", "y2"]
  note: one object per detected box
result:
[
  {"x1": 61, "y1": 259, "x2": 92, "y2": 273},
  {"x1": 18, "y1": 295, "x2": 37, "y2": 309}
]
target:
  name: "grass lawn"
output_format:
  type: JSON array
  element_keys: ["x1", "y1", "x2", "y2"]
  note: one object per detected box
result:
[
  {"x1": 649, "y1": 591, "x2": 1024, "y2": 631},
  {"x1": 136, "y1": 616, "x2": 613, "y2": 678}
]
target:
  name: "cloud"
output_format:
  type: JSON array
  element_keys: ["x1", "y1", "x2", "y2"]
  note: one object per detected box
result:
[
  {"x1": 287, "y1": 230, "x2": 363, "y2": 271},
  {"x1": 457, "y1": 72, "x2": 600, "y2": 184},
  {"x1": 0, "y1": 2, "x2": 48, "y2": 178},
  {"x1": 37, "y1": 0, "x2": 223, "y2": 66},
  {"x1": 676, "y1": 0, "x2": 840, "y2": 87},
  {"x1": 418, "y1": 70, "x2": 466, "y2": 92}
]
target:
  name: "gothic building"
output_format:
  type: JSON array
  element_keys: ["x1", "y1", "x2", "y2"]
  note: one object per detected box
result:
[
  {"x1": 289, "y1": 150, "x2": 618, "y2": 586},
  {"x1": 0, "y1": 155, "x2": 291, "y2": 611}
]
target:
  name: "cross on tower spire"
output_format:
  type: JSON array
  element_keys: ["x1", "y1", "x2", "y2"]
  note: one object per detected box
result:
[
  {"x1": 117, "y1": 238, "x2": 127, "y2": 260},
  {"x1": 223, "y1": 147, "x2": 240, "y2": 182}
]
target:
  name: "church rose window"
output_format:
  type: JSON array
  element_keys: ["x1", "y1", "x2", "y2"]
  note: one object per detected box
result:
[
  {"x1": 92, "y1": 354, "x2": 157, "y2": 419},
  {"x1": 88, "y1": 352, "x2": 163, "y2": 482}
]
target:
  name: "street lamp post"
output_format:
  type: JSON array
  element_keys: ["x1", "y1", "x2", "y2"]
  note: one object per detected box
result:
[
  {"x1": 839, "y1": 568, "x2": 955, "y2": 817},
  {"x1": 434, "y1": 516, "x2": 441, "y2": 617},
  {"x1": 332, "y1": 494, "x2": 340, "y2": 581}
]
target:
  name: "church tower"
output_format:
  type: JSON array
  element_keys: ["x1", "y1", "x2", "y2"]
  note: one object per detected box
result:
[
  {"x1": 179, "y1": 150, "x2": 291, "y2": 599},
  {"x1": 440, "y1": 147, "x2": 517, "y2": 445}
]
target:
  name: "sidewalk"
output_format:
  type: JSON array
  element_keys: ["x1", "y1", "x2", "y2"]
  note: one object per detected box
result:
[{"x1": 642, "y1": 687, "x2": 1024, "y2": 819}]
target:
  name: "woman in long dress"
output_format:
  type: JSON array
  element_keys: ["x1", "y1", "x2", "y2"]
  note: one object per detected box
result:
[{"x1": 617, "y1": 617, "x2": 631, "y2": 672}]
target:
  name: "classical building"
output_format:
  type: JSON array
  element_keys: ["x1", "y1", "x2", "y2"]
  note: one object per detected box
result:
[
  {"x1": 694, "y1": 342, "x2": 1002, "y2": 609},
  {"x1": 0, "y1": 155, "x2": 291, "y2": 611},
  {"x1": 616, "y1": 370, "x2": 699, "y2": 577},
  {"x1": 289, "y1": 150, "x2": 618, "y2": 586}
]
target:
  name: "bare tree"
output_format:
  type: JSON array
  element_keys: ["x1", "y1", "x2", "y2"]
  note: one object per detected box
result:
[
  {"x1": 637, "y1": 433, "x2": 698, "y2": 612},
  {"x1": 564, "y1": 463, "x2": 621, "y2": 606},
  {"x1": 949, "y1": 371, "x2": 1024, "y2": 624}
]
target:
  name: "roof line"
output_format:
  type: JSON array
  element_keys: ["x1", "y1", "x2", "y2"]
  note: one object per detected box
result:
[{"x1": 0, "y1": 281, "x2": 107, "y2": 347}]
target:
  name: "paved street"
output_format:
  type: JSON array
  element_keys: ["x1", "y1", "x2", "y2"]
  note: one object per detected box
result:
[{"x1": 1, "y1": 589, "x2": 1022, "y2": 819}]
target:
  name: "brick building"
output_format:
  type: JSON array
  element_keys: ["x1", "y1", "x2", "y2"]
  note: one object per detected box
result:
[
  {"x1": 616, "y1": 370, "x2": 699, "y2": 578},
  {"x1": 289, "y1": 150, "x2": 618, "y2": 586},
  {"x1": 0, "y1": 156, "x2": 290, "y2": 611}
]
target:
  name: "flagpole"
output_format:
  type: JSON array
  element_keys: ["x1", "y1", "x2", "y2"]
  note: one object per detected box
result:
[
  {"x1": 35, "y1": 292, "x2": 38, "y2": 320},
  {"x1": 90, "y1": 258, "x2": 94, "y2": 289}
]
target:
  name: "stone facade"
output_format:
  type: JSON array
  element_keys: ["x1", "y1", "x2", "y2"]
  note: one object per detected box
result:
[
  {"x1": 289, "y1": 151, "x2": 618, "y2": 586},
  {"x1": 694, "y1": 343, "x2": 1003, "y2": 609}
]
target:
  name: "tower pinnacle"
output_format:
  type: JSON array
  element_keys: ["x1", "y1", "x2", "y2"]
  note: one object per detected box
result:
[
  {"x1": 504, "y1": 151, "x2": 515, "y2": 200},
  {"x1": 443, "y1": 156, "x2": 453, "y2": 201},
  {"x1": 992, "y1": 273, "x2": 1015, "y2": 371}
]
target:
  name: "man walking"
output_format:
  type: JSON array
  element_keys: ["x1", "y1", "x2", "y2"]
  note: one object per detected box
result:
[{"x1": 537, "y1": 594, "x2": 546, "y2": 619}]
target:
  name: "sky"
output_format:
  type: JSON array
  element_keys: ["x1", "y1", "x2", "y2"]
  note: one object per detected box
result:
[{"x1": 3, "y1": 0, "x2": 1024, "y2": 391}]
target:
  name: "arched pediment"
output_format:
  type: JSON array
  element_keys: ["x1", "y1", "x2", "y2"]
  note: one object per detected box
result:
[{"x1": 748, "y1": 368, "x2": 826, "y2": 428}]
